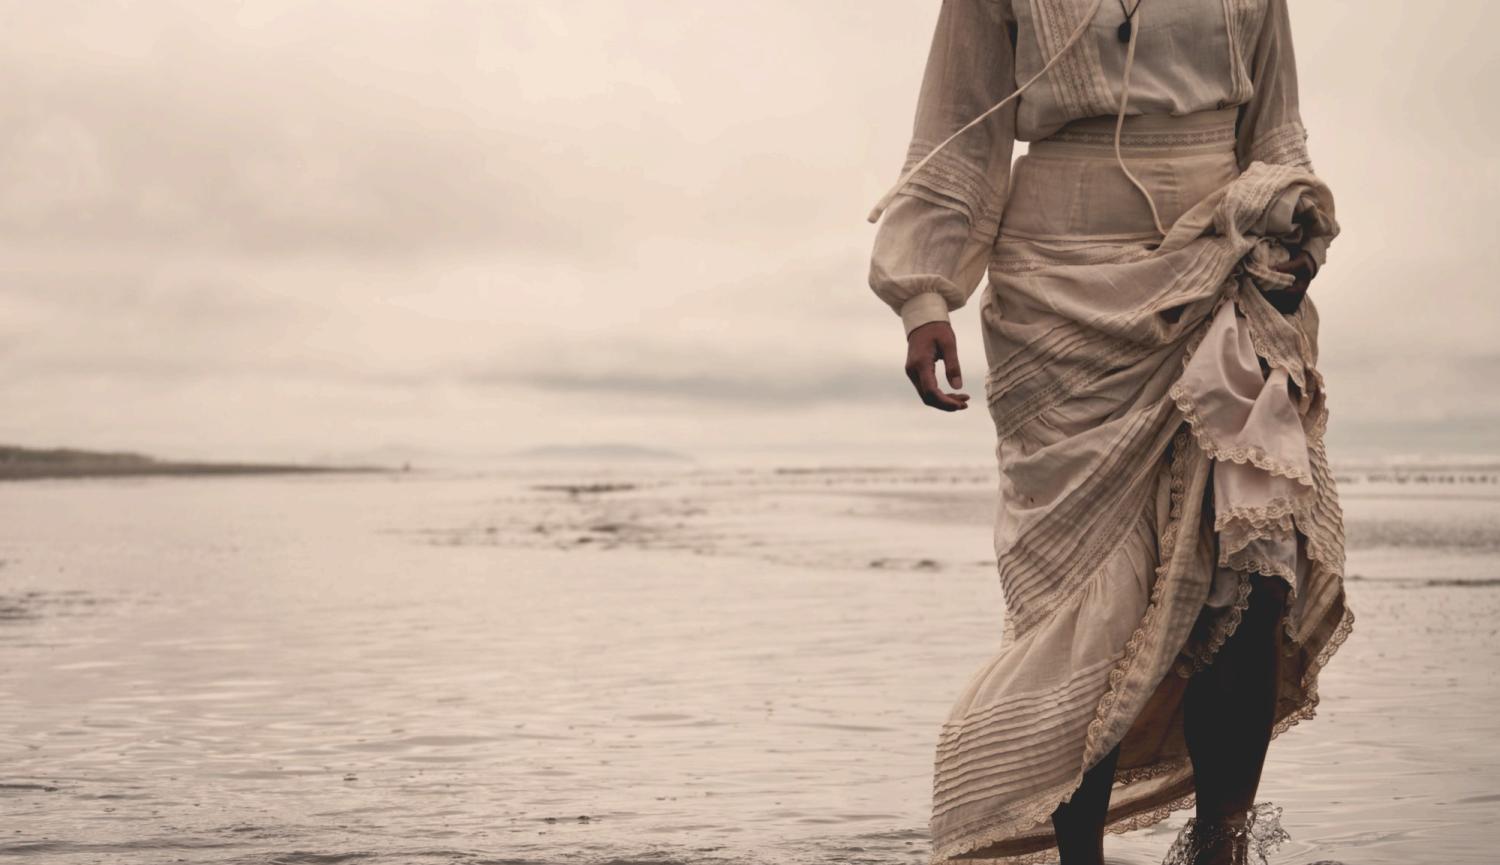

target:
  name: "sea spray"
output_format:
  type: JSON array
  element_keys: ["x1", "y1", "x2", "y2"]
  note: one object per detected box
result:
[
  {"x1": 1160, "y1": 802, "x2": 1289, "y2": 865},
  {"x1": 1157, "y1": 802, "x2": 1351, "y2": 864}
]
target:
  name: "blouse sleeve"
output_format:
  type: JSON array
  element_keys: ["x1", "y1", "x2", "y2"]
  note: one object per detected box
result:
[
  {"x1": 1235, "y1": 0, "x2": 1312, "y2": 172},
  {"x1": 868, "y1": 0, "x2": 1018, "y2": 335},
  {"x1": 1235, "y1": 0, "x2": 1328, "y2": 269}
]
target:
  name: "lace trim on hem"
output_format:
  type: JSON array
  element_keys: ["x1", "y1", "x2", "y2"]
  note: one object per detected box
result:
[
  {"x1": 1175, "y1": 572, "x2": 1254, "y2": 678},
  {"x1": 1160, "y1": 802, "x2": 1290, "y2": 865},
  {"x1": 1309, "y1": 603, "x2": 1356, "y2": 685},
  {"x1": 1215, "y1": 502, "x2": 1302, "y2": 562},
  {"x1": 1167, "y1": 382, "x2": 1316, "y2": 487},
  {"x1": 1106, "y1": 792, "x2": 1198, "y2": 838},
  {"x1": 931, "y1": 266, "x2": 1353, "y2": 865},
  {"x1": 928, "y1": 680, "x2": 1346, "y2": 865},
  {"x1": 1082, "y1": 425, "x2": 1193, "y2": 759},
  {"x1": 929, "y1": 781, "x2": 1199, "y2": 865},
  {"x1": 929, "y1": 587, "x2": 1356, "y2": 865},
  {"x1": 1116, "y1": 756, "x2": 1191, "y2": 786},
  {"x1": 1223, "y1": 553, "x2": 1297, "y2": 585},
  {"x1": 1218, "y1": 524, "x2": 1296, "y2": 565},
  {"x1": 929, "y1": 429, "x2": 1195, "y2": 865},
  {"x1": 1173, "y1": 558, "x2": 1301, "y2": 679},
  {"x1": 1212, "y1": 496, "x2": 1302, "y2": 535},
  {"x1": 1266, "y1": 590, "x2": 1354, "y2": 741}
]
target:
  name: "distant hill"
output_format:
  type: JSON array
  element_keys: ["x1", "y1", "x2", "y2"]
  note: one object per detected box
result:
[
  {"x1": 508, "y1": 443, "x2": 693, "y2": 463},
  {"x1": 0, "y1": 445, "x2": 386, "y2": 481}
]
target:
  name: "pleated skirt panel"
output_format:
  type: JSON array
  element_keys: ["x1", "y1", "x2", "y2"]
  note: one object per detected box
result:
[{"x1": 929, "y1": 109, "x2": 1352, "y2": 864}]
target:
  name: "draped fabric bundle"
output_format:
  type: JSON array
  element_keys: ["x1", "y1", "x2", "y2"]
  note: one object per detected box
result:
[
  {"x1": 860, "y1": 2, "x2": 1354, "y2": 860},
  {"x1": 929, "y1": 111, "x2": 1353, "y2": 864}
]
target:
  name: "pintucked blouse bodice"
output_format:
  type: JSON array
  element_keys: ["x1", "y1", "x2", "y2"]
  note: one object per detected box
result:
[
  {"x1": 1012, "y1": 0, "x2": 1261, "y2": 140},
  {"x1": 869, "y1": 0, "x2": 1320, "y2": 334}
]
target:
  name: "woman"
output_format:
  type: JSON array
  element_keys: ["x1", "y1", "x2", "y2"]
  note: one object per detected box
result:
[{"x1": 866, "y1": 2, "x2": 1353, "y2": 864}]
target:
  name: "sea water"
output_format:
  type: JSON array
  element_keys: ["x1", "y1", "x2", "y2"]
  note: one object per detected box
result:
[{"x1": 0, "y1": 465, "x2": 1495, "y2": 864}]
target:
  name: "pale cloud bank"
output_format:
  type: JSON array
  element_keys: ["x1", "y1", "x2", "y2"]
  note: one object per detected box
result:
[{"x1": 1, "y1": 1, "x2": 1495, "y2": 464}]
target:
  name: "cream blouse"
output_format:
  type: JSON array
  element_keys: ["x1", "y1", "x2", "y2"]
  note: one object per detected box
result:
[{"x1": 869, "y1": 0, "x2": 1320, "y2": 334}]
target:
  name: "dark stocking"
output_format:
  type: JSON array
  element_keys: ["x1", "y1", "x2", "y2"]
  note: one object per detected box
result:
[
  {"x1": 1051, "y1": 743, "x2": 1121, "y2": 865},
  {"x1": 1184, "y1": 574, "x2": 1289, "y2": 825}
]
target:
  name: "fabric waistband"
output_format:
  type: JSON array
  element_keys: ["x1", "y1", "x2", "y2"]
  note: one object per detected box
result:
[{"x1": 1029, "y1": 108, "x2": 1240, "y2": 159}]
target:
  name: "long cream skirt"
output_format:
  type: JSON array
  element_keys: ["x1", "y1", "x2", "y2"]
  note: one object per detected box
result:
[{"x1": 929, "y1": 109, "x2": 1352, "y2": 864}]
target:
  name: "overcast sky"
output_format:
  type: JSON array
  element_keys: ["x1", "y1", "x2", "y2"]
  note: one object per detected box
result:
[{"x1": 1, "y1": 1, "x2": 1495, "y2": 466}]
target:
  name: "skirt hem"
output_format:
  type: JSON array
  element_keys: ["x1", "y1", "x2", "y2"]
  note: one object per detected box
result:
[{"x1": 928, "y1": 600, "x2": 1353, "y2": 865}]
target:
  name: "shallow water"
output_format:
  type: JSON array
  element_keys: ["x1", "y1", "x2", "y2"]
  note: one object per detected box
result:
[{"x1": 0, "y1": 467, "x2": 1496, "y2": 864}]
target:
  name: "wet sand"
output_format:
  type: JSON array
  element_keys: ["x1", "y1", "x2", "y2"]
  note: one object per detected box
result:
[{"x1": 0, "y1": 467, "x2": 1496, "y2": 864}]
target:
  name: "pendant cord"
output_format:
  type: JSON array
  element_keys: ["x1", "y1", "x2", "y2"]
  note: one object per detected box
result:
[
  {"x1": 1111, "y1": 1, "x2": 1169, "y2": 238},
  {"x1": 868, "y1": 0, "x2": 1168, "y2": 239},
  {"x1": 867, "y1": 0, "x2": 1106, "y2": 224}
]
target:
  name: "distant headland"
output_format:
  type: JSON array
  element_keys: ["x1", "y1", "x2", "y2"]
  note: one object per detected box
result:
[
  {"x1": 0, "y1": 445, "x2": 388, "y2": 481},
  {"x1": 507, "y1": 444, "x2": 692, "y2": 463}
]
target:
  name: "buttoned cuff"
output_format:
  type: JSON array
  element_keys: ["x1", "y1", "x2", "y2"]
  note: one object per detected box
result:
[{"x1": 899, "y1": 293, "x2": 952, "y2": 335}]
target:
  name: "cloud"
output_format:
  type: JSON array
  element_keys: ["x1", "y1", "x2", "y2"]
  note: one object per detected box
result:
[
  {"x1": 468, "y1": 347, "x2": 901, "y2": 406},
  {"x1": 0, "y1": 1, "x2": 1496, "y2": 463}
]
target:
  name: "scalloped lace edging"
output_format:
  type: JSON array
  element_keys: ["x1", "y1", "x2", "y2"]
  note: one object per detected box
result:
[
  {"x1": 1166, "y1": 383, "x2": 1315, "y2": 487},
  {"x1": 1213, "y1": 496, "x2": 1304, "y2": 534},
  {"x1": 929, "y1": 665, "x2": 1345, "y2": 865},
  {"x1": 929, "y1": 775, "x2": 1199, "y2": 865},
  {"x1": 1218, "y1": 525, "x2": 1296, "y2": 565},
  {"x1": 932, "y1": 422, "x2": 1190, "y2": 865},
  {"x1": 1175, "y1": 572, "x2": 1254, "y2": 678},
  {"x1": 1173, "y1": 558, "x2": 1303, "y2": 680},
  {"x1": 928, "y1": 598, "x2": 1354, "y2": 865},
  {"x1": 1082, "y1": 426, "x2": 1193, "y2": 761},
  {"x1": 1310, "y1": 604, "x2": 1356, "y2": 681},
  {"x1": 1223, "y1": 553, "x2": 1298, "y2": 585}
]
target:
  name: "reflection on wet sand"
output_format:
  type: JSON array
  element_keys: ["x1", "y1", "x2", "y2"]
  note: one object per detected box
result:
[{"x1": 0, "y1": 467, "x2": 1494, "y2": 864}]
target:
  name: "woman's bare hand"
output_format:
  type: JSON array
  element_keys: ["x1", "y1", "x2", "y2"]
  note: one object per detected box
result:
[
  {"x1": 1264, "y1": 245, "x2": 1317, "y2": 312},
  {"x1": 1271, "y1": 247, "x2": 1317, "y2": 293},
  {"x1": 905, "y1": 321, "x2": 970, "y2": 412}
]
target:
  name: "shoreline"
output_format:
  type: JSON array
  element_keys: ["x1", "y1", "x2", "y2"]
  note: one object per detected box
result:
[{"x1": 0, "y1": 444, "x2": 389, "y2": 482}]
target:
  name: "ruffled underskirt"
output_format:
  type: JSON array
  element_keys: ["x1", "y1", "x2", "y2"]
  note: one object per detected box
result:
[{"x1": 928, "y1": 112, "x2": 1351, "y2": 865}]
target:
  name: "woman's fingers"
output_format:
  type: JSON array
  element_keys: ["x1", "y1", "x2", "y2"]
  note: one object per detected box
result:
[
  {"x1": 917, "y1": 364, "x2": 970, "y2": 411},
  {"x1": 906, "y1": 352, "x2": 966, "y2": 410},
  {"x1": 1272, "y1": 251, "x2": 1320, "y2": 295},
  {"x1": 1263, "y1": 249, "x2": 1315, "y2": 311},
  {"x1": 1269, "y1": 251, "x2": 1312, "y2": 275},
  {"x1": 936, "y1": 327, "x2": 963, "y2": 389},
  {"x1": 1271, "y1": 250, "x2": 1316, "y2": 293},
  {"x1": 905, "y1": 322, "x2": 970, "y2": 412}
]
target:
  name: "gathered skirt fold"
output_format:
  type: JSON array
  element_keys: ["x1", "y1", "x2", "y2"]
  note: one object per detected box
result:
[{"x1": 930, "y1": 110, "x2": 1351, "y2": 865}]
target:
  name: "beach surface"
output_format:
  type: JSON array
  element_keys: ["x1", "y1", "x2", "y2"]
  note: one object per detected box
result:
[{"x1": 0, "y1": 464, "x2": 1496, "y2": 864}]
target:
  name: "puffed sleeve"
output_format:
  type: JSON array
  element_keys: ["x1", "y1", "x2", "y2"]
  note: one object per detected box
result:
[{"x1": 869, "y1": 0, "x2": 1018, "y2": 335}]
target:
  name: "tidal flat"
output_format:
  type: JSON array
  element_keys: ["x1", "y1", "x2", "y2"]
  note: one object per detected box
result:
[{"x1": 0, "y1": 465, "x2": 1495, "y2": 864}]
